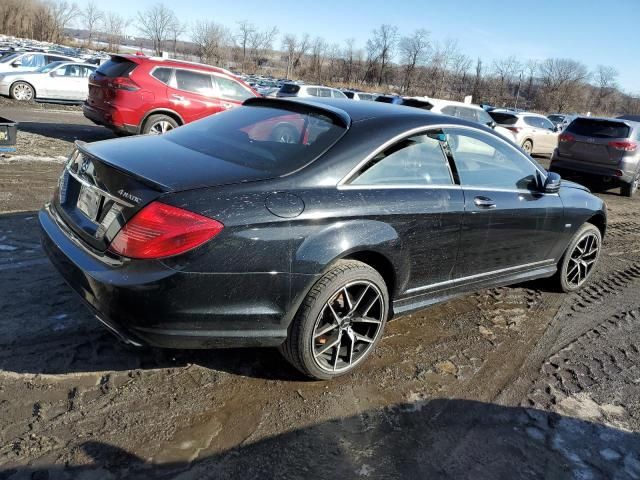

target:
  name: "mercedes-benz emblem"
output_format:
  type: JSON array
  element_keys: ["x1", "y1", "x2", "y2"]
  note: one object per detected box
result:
[{"x1": 79, "y1": 157, "x2": 90, "y2": 174}]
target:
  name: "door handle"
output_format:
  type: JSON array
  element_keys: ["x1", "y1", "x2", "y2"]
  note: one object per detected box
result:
[
  {"x1": 171, "y1": 94, "x2": 185, "y2": 101},
  {"x1": 474, "y1": 196, "x2": 496, "y2": 208}
]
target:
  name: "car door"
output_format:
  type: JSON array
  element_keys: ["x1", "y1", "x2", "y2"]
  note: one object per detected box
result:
[
  {"x1": 166, "y1": 68, "x2": 223, "y2": 123},
  {"x1": 522, "y1": 116, "x2": 547, "y2": 154},
  {"x1": 443, "y1": 127, "x2": 564, "y2": 279},
  {"x1": 212, "y1": 74, "x2": 254, "y2": 111},
  {"x1": 341, "y1": 129, "x2": 464, "y2": 292},
  {"x1": 538, "y1": 117, "x2": 559, "y2": 153},
  {"x1": 49, "y1": 64, "x2": 86, "y2": 100}
]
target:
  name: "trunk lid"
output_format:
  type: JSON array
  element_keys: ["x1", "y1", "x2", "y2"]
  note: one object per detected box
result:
[
  {"x1": 87, "y1": 56, "x2": 139, "y2": 111},
  {"x1": 559, "y1": 118, "x2": 633, "y2": 166}
]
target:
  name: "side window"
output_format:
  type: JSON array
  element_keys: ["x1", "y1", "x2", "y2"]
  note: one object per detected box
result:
[
  {"x1": 20, "y1": 54, "x2": 44, "y2": 67},
  {"x1": 540, "y1": 118, "x2": 555, "y2": 130},
  {"x1": 457, "y1": 107, "x2": 477, "y2": 122},
  {"x1": 350, "y1": 132, "x2": 453, "y2": 186},
  {"x1": 61, "y1": 64, "x2": 82, "y2": 76},
  {"x1": 305, "y1": 87, "x2": 319, "y2": 96},
  {"x1": 318, "y1": 88, "x2": 332, "y2": 98},
  {"x1": 445, "y1": 128, "x2": 542, "y2": 190},
  {"x1": 331, "y1": 89, "x2": 344, "y2": 98},
  {"x1": 523, "y1": 116, "x2": 540, "y2": 128},
  {"x1": 47, "y1": 55, "x2": 67, "y2": 64},
  {"x1": 152, "y1": 67, "x2": 172, "y2": 84},
  {"x1": 214, "y1": 75, "x2": 253, "y2": 101},
  {"x1": 174, "y1": 69, "x2": 214, "y2": 96},
  {"x1": 80, "y1": 66, "x2": 95, "y2": 77},
  {"x1": 441, "y1": 105, "x2": 457, "y2": 116}
]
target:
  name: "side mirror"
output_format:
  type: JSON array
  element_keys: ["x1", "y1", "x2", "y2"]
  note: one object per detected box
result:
[
  {"x1": 487, "y1": 120, "x2": 497, "y2": 129},
  {"x1": 11, "y1": 61, "x2": 21, "y2": 68},
  {"x1": 544, "y1": 172, "x2": 562, "y2": 193},
  {"x1": 553, "y1": 125, "x2": 560, "y2": 132}
]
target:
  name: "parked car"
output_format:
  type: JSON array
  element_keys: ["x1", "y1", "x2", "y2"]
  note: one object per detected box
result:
[
  {"x1": 488, "y1": 110, "x2": 559, "y2": 155},
  {"x1": 343, "y1": 91, "x2": 378, "y2": 101},
  {"x1": 550, "y1": 117, "x2": 640, "y2": 197},
  {"x1": 547, "y1": 113, "x2": 577, "y2": 131},
  {"x1": 41, "y1": 97, "x2": 606, "y2": 379},
  {"x1": 275, "y1": 83, "x2": 347, "y2": 99},
  {"x1": 83, "y1": 55, "x2": 258, "y2": 135},
  {"x1": 0, "y1": 61, "x2": 96, "y2": 102},
  {"x1": 418, "y1": 98, "x2": 516, "y2": 142},
  {"x1": 375, "y1": 95, "x2": 432, "y2": 109},
  {"x1": 0, "y1": 51, "x2": 79, "y2": 73}
]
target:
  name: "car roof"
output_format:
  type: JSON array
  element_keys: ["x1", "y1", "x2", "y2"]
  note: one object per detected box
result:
[
  {"x1": 246, "y1": 97, "x2": 479, "y2": 126},
  {"x1": 114, "y1": 54, "x2": 232, "y2": 75},
  {"x1": 413, "y1": 97, "x2": 483, "y2": 110}
]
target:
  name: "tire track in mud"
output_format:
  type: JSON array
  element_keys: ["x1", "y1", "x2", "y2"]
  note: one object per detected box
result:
[
  {"x1": 526, "y1": 308, "x2": 640, "y2": 410},
  {"x1": 605, "y1": 220, "x2": 640, "y2": 238}
]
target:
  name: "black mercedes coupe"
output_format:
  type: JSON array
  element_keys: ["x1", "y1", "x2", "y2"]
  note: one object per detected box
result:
[{"x1": 40, "y1": 97, "x2": 606, "y2": 379}]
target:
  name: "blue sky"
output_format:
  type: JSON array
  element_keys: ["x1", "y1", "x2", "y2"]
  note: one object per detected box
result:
[{"x1": 75, "y1": 0, "x2": 640, "y2": 93}]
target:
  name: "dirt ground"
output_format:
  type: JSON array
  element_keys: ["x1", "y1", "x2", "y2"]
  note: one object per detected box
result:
[{"x1": 1, "y1": 102, "x2": 640, "y2": 480}]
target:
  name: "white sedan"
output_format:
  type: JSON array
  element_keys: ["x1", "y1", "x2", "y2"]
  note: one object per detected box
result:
[{"x1": 0, "y1": 62, "x2": 96, "y2": 102}]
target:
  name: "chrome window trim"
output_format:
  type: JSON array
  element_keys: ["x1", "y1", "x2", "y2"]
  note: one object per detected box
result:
[
  {"x1": 404, "y1": 259, "x2": 555, "y2": 295},
  {"x1": 65, "y1": 167, "x2": 135, "y2": 208},
  {"x1": 338, "y1": 184, "x2": 461, "y2": 191},
  {"x1": 338, "y1": 123, "x2": 548, "y2": 188}
]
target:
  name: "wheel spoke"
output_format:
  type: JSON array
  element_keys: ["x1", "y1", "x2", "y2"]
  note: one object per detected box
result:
[
  {"x1": 314, "y1": 321, "x2": 339, "y2": 338},
  {"x1": 315, "y1": 334, "x2": 342, "y2": 357},
  {"x1": 349, "y1": 285, "x2": 369, "y2": 315},
  {"x1": 353, "y1": 332, "x2": 374, "y2": 344},
  {"x1": 363, "y1": 293, "x2": 381, "y2": 316},
  {"x1": 342, "y1": 287, "x2": 353, "y2": 310},
  {"x1": 352, "y1": 316, "x2": 382, "y2": 325}
]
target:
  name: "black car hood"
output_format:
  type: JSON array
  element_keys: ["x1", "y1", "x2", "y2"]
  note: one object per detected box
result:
[
  {"x1": 85, "y1": 135, "x2": 277, "y2": 191},
  {"x1": 560, "y1": 180, "x2": 590, "y2": 192}
]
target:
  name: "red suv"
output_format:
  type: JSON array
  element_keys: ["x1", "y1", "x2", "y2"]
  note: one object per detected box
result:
[{"x1": 83, "y1": 55, "x2": 258, "y2": 135}]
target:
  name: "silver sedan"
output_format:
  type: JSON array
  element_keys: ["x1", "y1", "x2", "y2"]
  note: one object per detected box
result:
[{"x1": 0, "y1": 61, "x2": 96, "y2": 102}]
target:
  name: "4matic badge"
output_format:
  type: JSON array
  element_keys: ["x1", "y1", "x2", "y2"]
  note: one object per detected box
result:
[{"x1": 117, "y1": 189, "x2": 141, "y2": 204}]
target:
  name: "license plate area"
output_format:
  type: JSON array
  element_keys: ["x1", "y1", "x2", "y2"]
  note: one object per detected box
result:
[{"x1": 77, "y1": 184, "x2": 102, "y2": 222}]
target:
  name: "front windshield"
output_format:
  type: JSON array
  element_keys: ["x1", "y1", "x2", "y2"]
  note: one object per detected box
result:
[
  {"x1": 0, "y1": 53, "x2": 19, "y2": 64},
  {"x1": 37, "y1": 62, "x2": 64, "y2": 73}
]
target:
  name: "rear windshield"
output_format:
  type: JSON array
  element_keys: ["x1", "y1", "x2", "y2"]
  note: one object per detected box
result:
[
  {"x1": 547, "y1": 115, "x2": 564, "y2": 122},
  {"x1": 96, "y1": 57, "x2": 136, "y2": 77},
  {"x1": 488, "y1": 112, "x2": 517, "y2": 125},
  {"x1": 279, "y1": 83, "x2": 300, "y2": 94},
  {"x1": 165, "y1": 105, "x2": 347, "y2": 175},
  {"x1": 566, "y1": 118, "x2": 630, "y2": 139}
]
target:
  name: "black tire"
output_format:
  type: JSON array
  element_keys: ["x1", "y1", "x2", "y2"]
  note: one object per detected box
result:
[
  {"x1": 521, "y1": 139, "x2": 533, "y2": 155},
  {"x1": 553, "y1": 223, "x2": 602, "y2": 293},
  {"x1": 620, "y1": 172, "x2": 639, "y2": 198},
  {"x1": 142, "y1": 114, "x2": 179, "y2": 135},
  {"x1": 10, "y1": 81, "x2": 35, "y2": 101},
  {"x1": 280, "y1": 260, "x2": 389, "y2": 380}
]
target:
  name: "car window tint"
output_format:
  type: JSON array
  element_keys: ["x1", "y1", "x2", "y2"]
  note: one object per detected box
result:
[
  {"x1": 457, "y1": 107, "x2": 477, "y2": 122},
  {"x1": 318, "y1": 88, "x2": 332, "y2": 98},
  {"x1": 175, "y1": 69, "x2": 214, "y2": 96},
  {"x1": 152, "y1": 67, "x2": 172, "y2": 84},
  {"x1": 166, "y1": 105, "x2": 346, "y2": 175},
  {"x1": 476, "y1": 109, "x2": 494, "y2": 125},
  {"x1": 350, "y1": 133, "x2": 453, "y2": 186},
  {"x1": 523, "y1": 116, "x2": 540, "y2": 128},
  {"x1": 20, "y1": 54, "x2": 45, "y2": 68},
  {"x1": 540, "y1": 118, "x2": 555, "y2": 130},
  {"x1": 566, "y1": 119, "x2": 630, "y2": 139},
  {"x1": 306, "y1": 87, "x2": 319, "y2": 96},
  {"x1": 60, "y1": 64, "x2": 82, "y2": 76},
  {"x1": 445, "y1": 127, "x2": 542, "y2": 190},
  {"x1": 441, "y1": 106, "x2": 457, "y2": 116},
  {"x1": 214, "y1": 75, "x2": 253, "y2": 101},
  {"x1": 96, "y1": 57, "x2": 136, "y2": 77},
  {"x1": 488, "y1": 112, "x2": 517, "y2": 125}
]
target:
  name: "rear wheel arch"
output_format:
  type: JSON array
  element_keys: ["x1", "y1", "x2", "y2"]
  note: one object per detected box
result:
[
  {"x1": 342, "y1": 250, "x2": 397, "y2": 300},
  {"x1": 139, "y1": 109, "x2": 184, "y2": 133}
]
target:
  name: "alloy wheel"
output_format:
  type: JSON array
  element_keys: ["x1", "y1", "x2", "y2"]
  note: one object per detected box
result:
[
  {"x1": 311, "y1": 281, "x2": 385, "y2": 373},
  {"x1": 565, "y1": 232, "x2": 600, "y2": 288},
  {"x1": 149, "y1": 121, "x2": 174, "y2": 135},
  {"x1": 12, "y1": 83, "x2": 33, "y2": 101}
]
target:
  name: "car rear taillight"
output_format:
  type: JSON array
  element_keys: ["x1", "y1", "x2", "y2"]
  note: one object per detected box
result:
[
  {"x1": 559, "y1": 133, "x2": 575, "y2": 143},
  {"x1": 108, "y1": 77, "x2": 140, "y2": 92},
  {"x1": 608, "y1": 140, "x2": 637, "y2": 152},
  {"x1": 506, "y1": 126, "x2": 522, "y2": 133},
  {"x1": 109, "y1": 202, "x2": 224, "y2": 259}
]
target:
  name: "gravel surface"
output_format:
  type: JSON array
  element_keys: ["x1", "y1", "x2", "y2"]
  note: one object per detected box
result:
[{"x1": 1, "y1": 100, "x2": 639, "y2": 479}]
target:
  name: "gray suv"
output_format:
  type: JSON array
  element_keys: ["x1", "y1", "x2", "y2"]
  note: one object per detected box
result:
[{"x1": 550, "y1": 117, "x2": 640, "y2": 197}]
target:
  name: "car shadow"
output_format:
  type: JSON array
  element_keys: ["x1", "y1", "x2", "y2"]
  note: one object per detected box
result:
[
  {"x1": 17, "y1": 121, "x2": 115, "y2": 144},
  {"x1": 1, "y1": 398, "x2": 638, "y2": 479}
]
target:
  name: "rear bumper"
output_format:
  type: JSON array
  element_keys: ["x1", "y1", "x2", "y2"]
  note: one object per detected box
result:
[
  {"x1": 550, "y1": 150, "x2": 637, "y2": 183},
  {"x1": 39, "y1": 203, "x2": 309, "y2": 349},
  {"x1": 82, "y1": 103, "x2": 138, "y2": 135}
]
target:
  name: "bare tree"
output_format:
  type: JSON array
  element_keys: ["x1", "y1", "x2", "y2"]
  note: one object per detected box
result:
[
  {"x1": 81, "y1": 1, "x2": 103, "y2": 47},
  {"x1": 247, "y1": 25, "x2": 278, "y2": 71},
  {"x1": 538, "y1": 58, "x2": 589, "y2": 111},
  {"x1": 367, "y1": 24, "x2": 398, "y2": 86},
  {"x1": 191, "y1": 20, "x2": 229, "y2": 66},
  {"x1": 471, "y1": 58, "x2": 483, "y2": 102},
  {"x1": 136, "y1": 3, "x2": 175, "y2": 56},
  {"x1": 492, "y1": 55, "x2": 521, "y2": 105},
  {"x1": 398, "y1": 29, "x2": 430, "y2": 93},
  {"x1": 104, "y1": 11, "x2": 126, "y2": 51},
  {"x1": 236, "y1": 20, "x2": 255, "y2": 72},
  {"x1": 308, "y1": 36, "x2": 327, "y2": 82},
  {"x1": 50, "y1": 0, "x2": 80, "y2": 43},
  {"x1": 593, "y1": 65, "x2": 619, "y2": 114},
  {"x1": 168, "y1": 17, "x2": 186, "y2": 58},
  {"x1": 282, "y1": 33, "x2": 309, "y2": 78}
]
